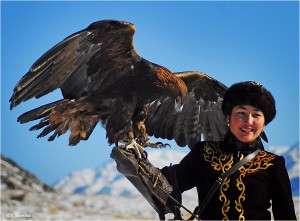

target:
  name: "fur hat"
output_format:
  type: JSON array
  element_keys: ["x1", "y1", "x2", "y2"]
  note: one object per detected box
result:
[{"x1": 222, "y1": 81, "x2": 276, "y2": 126}]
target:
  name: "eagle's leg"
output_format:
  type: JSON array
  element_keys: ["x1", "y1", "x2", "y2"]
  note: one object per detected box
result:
[
  {"x1": 124, "y1": 139, "x2": 147, "y2": 159},
  {"x1": 138, "y1": 136, "x2": 171, "y2": 149},
  {"x1": 132, "y1": 117, "x2": 170, "y2": 149}
]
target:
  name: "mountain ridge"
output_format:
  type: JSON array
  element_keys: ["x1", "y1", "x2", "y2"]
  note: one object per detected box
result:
[
  {"x1": 1, "y1": 145, "x2": 299, "y2": 220},
  {"x1": 1, "y1": 154, "x2": 54, "y2": 193},
  {"x1": 54, "y1": 144, "x2": 299, "y2": 197}
]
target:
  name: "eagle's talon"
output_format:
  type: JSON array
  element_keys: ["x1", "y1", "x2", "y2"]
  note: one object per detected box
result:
[
  {"x1": 143, "y1": 150, "x2": 148, "y2": 159},
  {"x1": 163, "y1": 142, "x2": 171, "y2": 148},
  {"x1": 145, "y1": 140, "x2": 170, "y2": 149},
  {"x1": 124, "y1": 139, "x2": 147, "y2": 159},
  {"x1": 156, "y1": 142, "x2": 170, "y2": 148},
  {"x1": 154, "y1": 142, "x2": 171, "y2": 148}
]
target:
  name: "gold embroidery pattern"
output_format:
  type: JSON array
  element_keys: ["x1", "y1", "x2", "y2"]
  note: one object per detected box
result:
[
  {"x1": 203, "y1": 143, "x2": 275, "y2": 220},
  {"x1": 220, "y1": 177, "x2": 231, "y2": 220},
  {"x1": 235, "y1": 173, "x2": 246, "y2": 220},
  {"x1": 203, "y1": 142, "x2": 234, "y2": 173},
  {"x1": 203, "y1": 142, "x2": 234, "y2": 220},
  {"x1": 234, "y1": 151, "x2": 275, "y2": 220}
]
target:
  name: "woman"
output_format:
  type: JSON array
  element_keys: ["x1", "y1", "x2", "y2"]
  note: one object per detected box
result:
[{"x1": 161, "y1": 81, "x2": 296, "y2": 220}]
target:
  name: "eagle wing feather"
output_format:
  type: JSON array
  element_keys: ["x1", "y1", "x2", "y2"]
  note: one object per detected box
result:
[
  {"x1": 145, "y1": 71, "x2": 228, "y2": 149},
  {"x1": 10, "y1": 20, "x2": 227, "y2": 149},
  {"x1": 10, "y1": 20, "x2": 139, "y2": 109}
]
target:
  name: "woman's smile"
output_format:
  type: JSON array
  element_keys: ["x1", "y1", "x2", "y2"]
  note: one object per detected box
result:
[
  {"x1": 227, "y1": 105, "x2": 265, "y2": 143},
  {"x1": 240, "y1": 127, "x2": 254, "y2": 134}
]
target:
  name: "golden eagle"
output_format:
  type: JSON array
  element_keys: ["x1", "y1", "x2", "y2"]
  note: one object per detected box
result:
[{"x1": 10, "y1": 20, "x2": 228, "y2": 157}]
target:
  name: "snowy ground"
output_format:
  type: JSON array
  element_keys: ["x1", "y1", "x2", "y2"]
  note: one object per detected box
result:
[
  {"x1": 1, "y1": 187, "x2": 202, "y2": 220},
  {"x1": 1, "y1": 186, "x2": 299, "y2": 220},
  {"x1": 1, "y1": 188, "x2": 156, "y2": 220}
]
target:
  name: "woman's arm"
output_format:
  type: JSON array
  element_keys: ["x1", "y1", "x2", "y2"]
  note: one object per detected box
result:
[
  {"x1": 271, "y1": 156, "x2": 297, "y2": 220},
  {"x1": 161, "y1": 142, "x2": 203, "y2": 201}
]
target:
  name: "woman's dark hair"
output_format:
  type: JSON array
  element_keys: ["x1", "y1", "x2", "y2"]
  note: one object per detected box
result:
[{"x1": 222, "y1": 81, "x2": 276, "y2": 125}]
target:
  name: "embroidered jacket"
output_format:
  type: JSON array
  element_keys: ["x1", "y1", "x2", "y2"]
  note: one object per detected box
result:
[{"x1": 161, "y1": 132, "x2": 296, "y2": 220}]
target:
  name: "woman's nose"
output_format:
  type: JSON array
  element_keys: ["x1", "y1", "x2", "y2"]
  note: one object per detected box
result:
[{"x1": 243, "y1": 113, "x2": 253, "y2": 124}]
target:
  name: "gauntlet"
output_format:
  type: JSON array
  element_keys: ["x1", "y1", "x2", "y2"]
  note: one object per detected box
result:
[{"x1": 110, "y1": 146, "x2": 174, "y2": 219}]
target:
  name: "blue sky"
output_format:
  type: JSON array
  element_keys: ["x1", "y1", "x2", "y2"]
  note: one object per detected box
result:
[{"x1": 1, "y1": 1, "x2": 299, "y2": 185}]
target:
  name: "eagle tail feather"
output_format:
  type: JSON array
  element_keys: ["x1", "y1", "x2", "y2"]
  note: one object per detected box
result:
[{"x1": 17, "y1": 99, "x2": 100, "y2": 145}]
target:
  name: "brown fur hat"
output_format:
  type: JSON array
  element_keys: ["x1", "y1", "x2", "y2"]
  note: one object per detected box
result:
[{"x1": 222, "y1": 81, "x2": 276, "y2": 125}]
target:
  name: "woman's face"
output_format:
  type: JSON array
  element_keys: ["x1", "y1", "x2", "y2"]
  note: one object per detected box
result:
[{"x1": 227, "y1": 105, "x2": 265, "y2": 143}]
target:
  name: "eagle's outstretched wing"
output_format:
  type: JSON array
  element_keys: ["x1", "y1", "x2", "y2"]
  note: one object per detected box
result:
[
  {"x1": 9, "y1": 20, "x2": 188, "y2": 148},
  {"x1": 145, "y1": 71, "x2": 228, "y2": 149},
  {"x1": 10, "y1": 20, "x2": 140, "y2": 109}
]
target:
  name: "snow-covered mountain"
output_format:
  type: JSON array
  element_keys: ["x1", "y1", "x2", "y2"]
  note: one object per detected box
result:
[
  {"x1": 54, "y1": 149, "x2": 188, "y2": 196},
  {"x1": 1, "y1": 154, "x2": 54, "y2": 193},
  {"x1": 0, "y1": 154, "x2": 161, "y2": 220},
  {"x1": 54, "y1": 144, "x2": 299, "y2": 197},
  {"x1": 267, "y1": 142, "x2": 299, "y2": 196},
  {"x1": 1, "y1": 144, "x2": 299, "y2": 220}
]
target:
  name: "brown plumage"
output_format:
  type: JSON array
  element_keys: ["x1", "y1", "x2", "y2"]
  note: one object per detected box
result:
[
  {"x1": 145, "y1": 71, "x2": 228, "y2": 149},
  {"x1": 10, "y1": 20, "x2": 188, "y2": 151},
  {"x1": 10, "y1": 20, "x2": 228, "y2": 154}
]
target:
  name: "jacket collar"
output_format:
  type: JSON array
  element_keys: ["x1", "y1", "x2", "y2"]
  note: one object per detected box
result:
[{"x1": 222, "y1": 131, "x2": 264, "y2": 154}]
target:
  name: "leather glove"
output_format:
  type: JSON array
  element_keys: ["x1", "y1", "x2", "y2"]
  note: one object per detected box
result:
[{"x1": 110, "y1": 146, "x2": 174, "y2": 219}]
